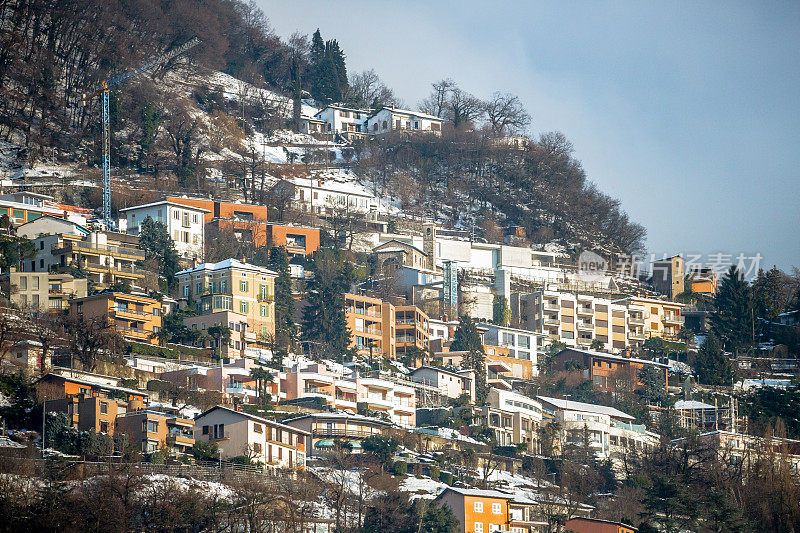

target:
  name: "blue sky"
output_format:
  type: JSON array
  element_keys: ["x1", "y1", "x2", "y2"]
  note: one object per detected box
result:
[{"x1": 262, "y1": 1, "x2": 800, "y2": 273}]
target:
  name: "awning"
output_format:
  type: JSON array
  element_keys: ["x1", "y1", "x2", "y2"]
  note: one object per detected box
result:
[{"x1": 315, "y1": 439, "x2": 335, "y2": 448}]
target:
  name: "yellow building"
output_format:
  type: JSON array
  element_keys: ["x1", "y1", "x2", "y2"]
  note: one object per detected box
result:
[
  {"x1": 176, "y1": 259, "x2": 277, "y2": 350},
  {"x1": 618, "y1": 296, "x2": 685, "y2": 341},
  {"x1": 69, "y1": 292, "x2": 162, "y2": 344}
]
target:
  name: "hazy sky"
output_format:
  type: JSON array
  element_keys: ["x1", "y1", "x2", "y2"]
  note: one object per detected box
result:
[{"x1": 261, "y1": 1, "x2": 800, "y2": 273}]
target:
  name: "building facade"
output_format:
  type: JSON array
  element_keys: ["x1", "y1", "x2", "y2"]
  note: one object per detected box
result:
[
  {"x1": 120, "y1": 200, "x2": 208, "y2": 263},
  {"x1": 194, "y1": 406, "x2": 309, "y2": 470},
  {"x1": 69, "y1": 292, "x2": 162, "y2": 345},
  {"x1": 176, "y1": 259, "x2": 277, "y2": 349}
]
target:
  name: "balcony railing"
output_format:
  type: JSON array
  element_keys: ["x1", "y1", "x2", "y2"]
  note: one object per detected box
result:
[
  {"x1": 544, "y1": 318, "x2": 560, "y2": 327},
  {"x1": 544, "y1": 303, "x2": 560, "y2": 311},
  {"x1": 312, "y1": 427, "x2": 383, "y2": 438},
  {"x1": 113, "y1": 306, "x2": 150, "y2": 317},
  {"x1": 628, "y1": 316, "x2": 645, "y2": 325},
  {"x1": 53, "y1": 240, "x2": 145, "y2": 259},
  {"x1": 663, "y1": 315, "x2": 685, "y2": 324}
]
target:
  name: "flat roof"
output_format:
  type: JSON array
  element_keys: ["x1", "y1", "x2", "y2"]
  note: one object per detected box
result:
[
  {"x1": 537, "y1": 395, "x2": 635, "y2": 420},
  {"x1": 282, "y1": 412, "x2": 392, "y2": 426},
  {"x1": 557, "y1": 347, "x2": 669, "y2": 368}
]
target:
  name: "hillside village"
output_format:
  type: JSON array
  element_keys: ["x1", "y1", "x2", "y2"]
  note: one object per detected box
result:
[{"x1": 0, "y1": 1, "x2": 799, "y2": 532}]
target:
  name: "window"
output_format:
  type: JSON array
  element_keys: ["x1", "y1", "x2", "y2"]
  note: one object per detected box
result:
[
  {"x1": 19, "y1": 276, "x2": 26, "y2": 290},
  {"x1": 260, "y1": 304, "x2": 269, "y2": 317},
  {"x1": 184, "y1": 285, "x2": 190, "y2": 297},
  {"x1": 192, "y1": 214, "x2": 198, "y2": 224},
  {"x1": 173, "y1": 210, "x2": 180, "y2": 220},
  {"x1": 474, "y1": 502, "x2": 483, "y2": 513},
  {"x1": 196, "y1": 282, "x2": 202, "y2": 294},
  {"x1": 240, "y1": 301, "x2": 249, "y2": 314},
  {"x1": 146, "y1": 420, "x2": 159, "y2": 433},
  {"x1": 100, "y1": 421, "x2": 109, "y2": 433},
  {"x1": 254, "y1": 423, "x2": 263, "y2": 433},
  {"x1": 474, "y1": 523, "x2": 483, "y2": 533},
  {"x1": 240, "y1": 280, "x2": 248, "y2": 293},
  {"x1": 32, "y1": 276, "x2": 39, "y2": 290},
  {"x1": 182, "y1": 212, "x2": 190, "y2": 228},
  {"x1": 253, "y1": 442, "x2": 262, "y2": 453},
  {"x1": 259, "y1": 284, "x2": 268, "y2": 299},
  {"x1": 100, "y1": 401, "x2": 108, "y2": 414},
  {"x1": 492, "y1": 503, "x2": 502, "y2": 514}
]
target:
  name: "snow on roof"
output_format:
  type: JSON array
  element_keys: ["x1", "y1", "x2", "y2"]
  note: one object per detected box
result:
[
  {"x1": 282, "y1": 412, "x2": 392, "y2": 426},
  {"x1": 437, "y1": 487, "x2": 512, "y2": 499},
  {"x1": 119, "y1": 200, "x2": 210, "y2": 213},
  {"x1": 176, "y1": 258, "x2": 278, "y2": 277},
  {"x1": 370, "y1": 106, "x2": 442, "y2": 122},
  {"x1": 558, "y1": 347, "x2": 669, "y2": 368},
  {"x1": 674, "y1": 399, "x2": 716, "y2": 410},
  {"x1": 537, "y1": 395, "x2": 635, "y2": 420}
]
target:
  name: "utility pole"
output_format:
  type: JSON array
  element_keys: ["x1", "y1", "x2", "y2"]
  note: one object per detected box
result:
[{"x1": 41, "y1": 395, "x2": 47, "y2": 456}]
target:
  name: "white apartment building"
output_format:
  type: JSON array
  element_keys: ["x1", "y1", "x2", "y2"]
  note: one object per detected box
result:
[
  {"x1": 120, "y1": 200, "x2": 208, "y2": 263},
  {"x1": 409, "y1": 366, "x2": 474, "y2": 402},
  {"x1": 538, "y1": 396, "x2": 659, "y2": 462},
  {"x1": 483, "y1": 388, "x2": 543, "y2": 452},
  {"x1": 365, "y1": 106, "x2": 443, "y2": 135},
  {"x1": 272, "y1": 176, "x2": 385, "y2": 216},
  {"x1": 359, "y1": 376, "x2": 416, "y2": 427},
  {"x1": 479, "y1": 323, "x2": 541, "y2": 374}
]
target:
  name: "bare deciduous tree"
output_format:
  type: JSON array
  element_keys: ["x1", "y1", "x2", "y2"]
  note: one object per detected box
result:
[
  {"x1": 484, "y1": 91, "x2": 531, "y2": 136},
  {"x1": 348, "y1": 69, "x2": 397, "y2": 109}
]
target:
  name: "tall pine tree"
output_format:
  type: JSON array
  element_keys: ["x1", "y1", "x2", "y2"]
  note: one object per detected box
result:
[
  {"x1": 710, "y1": 265, "x2": 754, "y2": 354},
  {"x1": 301, "y1": 249, "x2": 355, "y2": 359},
  {"x1": 693, "y1": 332, "x2": 734, "y2": 385}
]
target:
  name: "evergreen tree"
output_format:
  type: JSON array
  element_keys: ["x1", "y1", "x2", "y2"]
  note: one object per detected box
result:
[
  {"x1": 308, "y1": 29, "x2": 326, "y2": 102},
  {"x1": 752, "y1": 266, "x2": 785, "y2": 339},
  {"x1": 301, "y1": 249, "x2": 354, "y2": 358},
  {"x1": 693, "y1": 332, "x2": 734, "y2": 386},
  {"x1": 267, "y1": 246, "x2": 294, "y2": 349},
  {"x1": 451, "y1": 315, "x2": 489, "y2": 404},
  {"x1": 710, "y1": 265, "x2": 754, "y2": 354},
  {"x1": 138, "y1": 216, "x2": 180, "y2": 291},
  {"x1": 492, "y1": 294, "x2": 510, "y2": 326},
  {"x1": 326, "y1": 39, "x2": 348, "y2": 101}
]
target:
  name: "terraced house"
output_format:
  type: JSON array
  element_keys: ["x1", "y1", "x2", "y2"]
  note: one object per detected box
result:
[{"x1": 177, "y1": 259, "x2": 277, "y2": 353}]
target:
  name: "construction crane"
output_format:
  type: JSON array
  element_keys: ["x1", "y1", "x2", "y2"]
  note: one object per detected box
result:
[{"x1": 83, "y1": 37, "x2": 201, "y2": 228}]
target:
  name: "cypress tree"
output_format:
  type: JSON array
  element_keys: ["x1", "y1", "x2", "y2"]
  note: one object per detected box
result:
[
  {"x1": 451, "y1": 315, "x2": 489, "y2": 404},
  {"x1": 268, "y1": 246, "x2": 294, "y2": 347}
]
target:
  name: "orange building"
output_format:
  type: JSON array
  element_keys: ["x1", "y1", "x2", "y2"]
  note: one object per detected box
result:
[
  {"x1": 167, "y1": 196, "x2": 320, "y2": 255},
  {"x1": 345, "y1": 293, "x2": 396, "y2": 359},
  {"x1": 69, "y1": 292, "x2": 163, "y2": 345},
  {"x1": 115, "y1": 410, "x2": 195, "y2": 455},
  {"x1": 394, "y1": 305, "x2": 429, "y2": 358},
  {"x1": 550, "y1": 347, "x2": 669, "y2": 393},
  {"x1": 434, "y1": 487, "x2": 510, "y2": 533}
]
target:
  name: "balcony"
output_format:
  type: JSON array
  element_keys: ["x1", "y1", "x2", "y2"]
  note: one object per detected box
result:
[
  {"x1": 115, "y1": 325, "x2": 150, "y2": 340},
  {"x1": 544, "y1": 302, "x2": 560, "y2": 311},
  {"x1": 577, "y1": 337, "x2": 594, "y2": 346},
  {"x1": 112, "y1": 306, "x2": 150, "y2": 319},
  {"x1": 312, "y1": 427, "x2": 382, "y2": 439},
  {"x1": 629, "y1": 331, "x2": 645, "y2": 341},
  {"x1": 577, "y1": 322, "x2": 594, "y2": 331},
  {"x1": 577, "y1": 307, "x2": 594, "y2": 316},
  {"x1": 663, "y1": 315, "x2": 685, "y2": 325},
  {"x1": 393, "y1": 402, "x2": 415, "y2": 415},
  {"x1": 628, "y1": 316, "x2": 645, "y2": 325},
  {"x1": 544, "y1": 317, "x2": 560, "y2": 327},
  {"x1": 362, "y1": 396, "x2": 393, "y2": 410},
  {"x1": 81, "y1": 262, "x2": 146, "y2": 279},
  {"x1": 52, "y1": 240, "x2": 145, "y2": 260}
]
